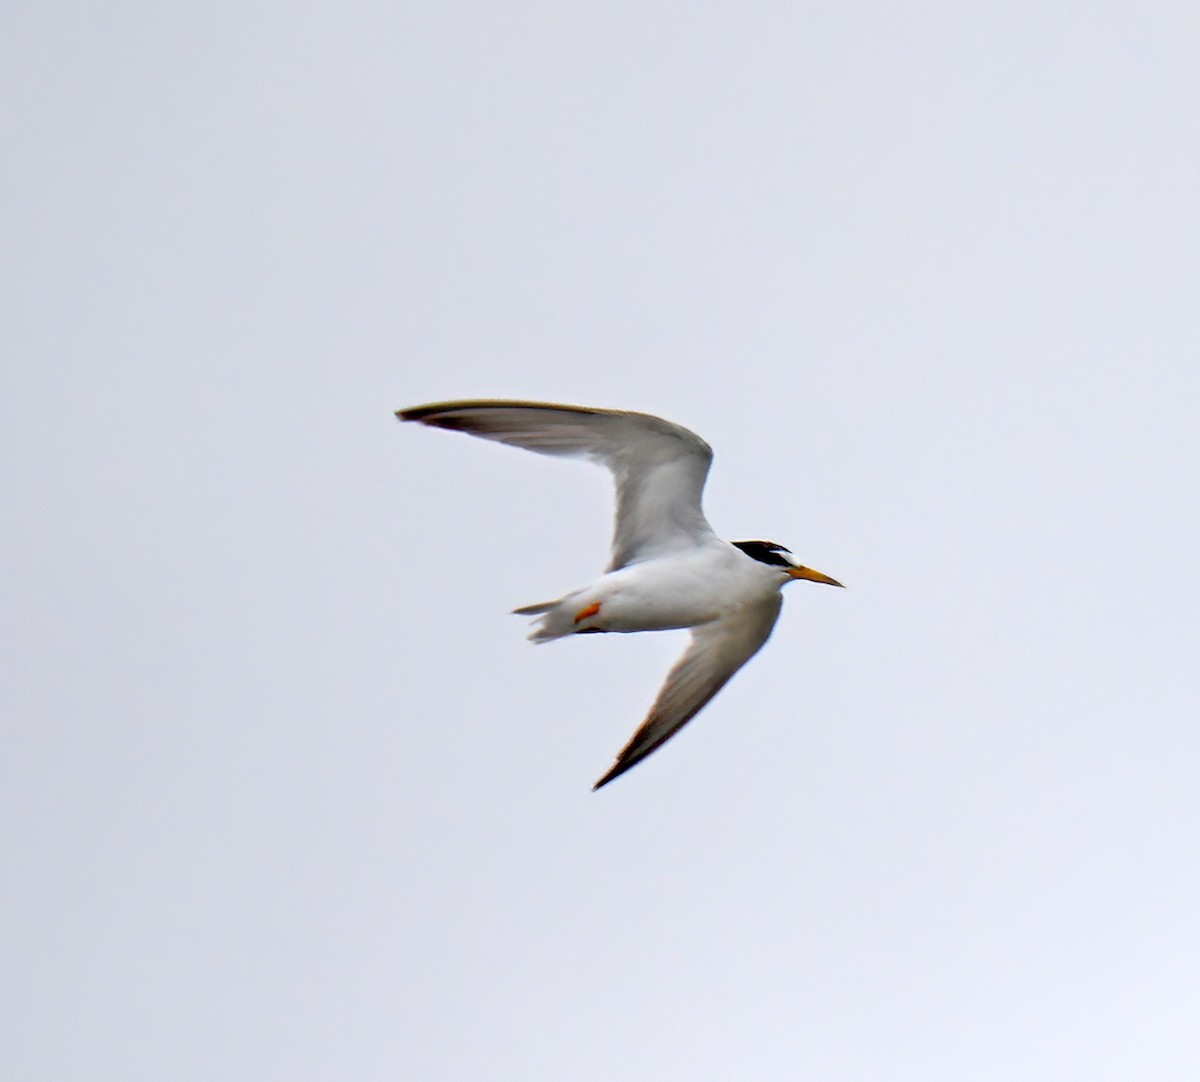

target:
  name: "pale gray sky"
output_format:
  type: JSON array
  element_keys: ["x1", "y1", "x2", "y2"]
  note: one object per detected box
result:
[{"x1": 4, "y1": 3, "x2": 1199, "y2": 1079}]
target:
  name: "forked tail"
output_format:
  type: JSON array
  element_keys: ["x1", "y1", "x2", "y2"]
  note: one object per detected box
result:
[
  {"x1": 511, "y1": 594, "x2": 581, "y2": 643},
  {"x1": 511, "y1": 600, "x2": 556, "y2": 616}
]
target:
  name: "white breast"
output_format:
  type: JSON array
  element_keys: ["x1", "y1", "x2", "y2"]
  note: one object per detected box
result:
[{"x1": 591, "y1": 544, "x2": 782, "y2": 632}]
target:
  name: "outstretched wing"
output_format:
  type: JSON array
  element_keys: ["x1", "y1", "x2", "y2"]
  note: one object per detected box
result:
[
  {"x1": 592, "y1": 595, "x2": 784, "y2": 789},
  {"x1": 397, "y1": 400, "x2": 716, "y2": 569}
]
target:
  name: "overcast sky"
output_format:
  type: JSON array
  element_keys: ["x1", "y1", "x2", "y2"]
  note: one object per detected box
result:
[{"x1": 5, "y1": 3, "x2": 1200, "y2": 1079}]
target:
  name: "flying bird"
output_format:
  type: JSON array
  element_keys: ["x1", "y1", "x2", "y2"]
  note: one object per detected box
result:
[{"x1": 397, "y1": 400, "x2": 843, "y2": 789}]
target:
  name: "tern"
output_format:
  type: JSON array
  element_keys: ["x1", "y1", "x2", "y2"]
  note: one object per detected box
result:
[{"x1": 397, "y1": 400, "x2": 843, "y2": 789}]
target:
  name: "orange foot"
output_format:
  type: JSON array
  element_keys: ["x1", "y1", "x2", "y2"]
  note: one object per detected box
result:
[{"x1": 573, "y1": 601, "x2": 602, "y2": 624}]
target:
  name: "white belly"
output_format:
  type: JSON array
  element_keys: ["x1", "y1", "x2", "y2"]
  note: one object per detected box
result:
[{"x1": 586, "y1": 547, "x2": 779, "y2": 632}]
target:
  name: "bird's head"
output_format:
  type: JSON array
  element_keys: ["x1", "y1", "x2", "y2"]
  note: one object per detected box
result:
[{"x1": 732, "y1": 540, "x2": 844, "y2": 588}]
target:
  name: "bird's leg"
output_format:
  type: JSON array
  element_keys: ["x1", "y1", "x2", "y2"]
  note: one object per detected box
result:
[{"x1": 573, "y1": 601, "x2": 602, "y2": 624}]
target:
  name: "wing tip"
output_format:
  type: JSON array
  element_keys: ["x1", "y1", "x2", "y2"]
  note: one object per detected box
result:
[
  {"x1": 394, "y1": 403, "x2": 488, "y2": 433},
  {"x1": 591, "y1": 732, "x2": 661, "y2": 791},
  {"x1": 395, "y1": 403, "x2": 443, "y2": 423},
  {"x1": 592, "y1": 763, "x2": 628, "y2": 791},
  {"x1": 396, "y1": 400, "x2": 611, "y2": 424}
]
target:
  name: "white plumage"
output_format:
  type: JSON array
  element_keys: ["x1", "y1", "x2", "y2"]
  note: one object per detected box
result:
[{"x1": 398, "y1": 399, "x2": 842, "y2": 789}]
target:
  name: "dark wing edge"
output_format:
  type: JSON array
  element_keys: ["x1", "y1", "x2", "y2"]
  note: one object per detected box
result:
[{"x1": 398, "y1": 399, "x2": 624, "y2": 425}]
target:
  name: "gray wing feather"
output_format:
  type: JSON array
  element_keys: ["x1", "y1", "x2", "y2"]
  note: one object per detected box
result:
[
  {"x1": 592, "y1": 595, "x2": 784, "y2": 789},
  {"x1": 398, "y1": 400, "x2": 716, "y2": 569}
]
